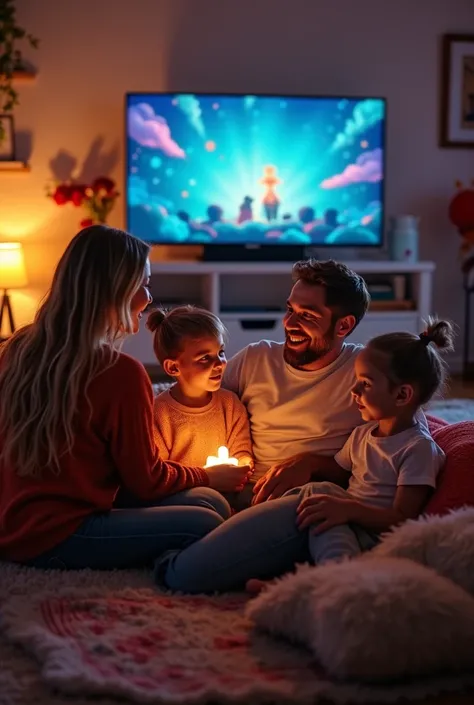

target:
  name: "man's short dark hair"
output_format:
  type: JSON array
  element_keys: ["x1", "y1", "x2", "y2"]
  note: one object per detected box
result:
[{"x1": 292, "y1": 258, "x2": 370, "y2": 330}]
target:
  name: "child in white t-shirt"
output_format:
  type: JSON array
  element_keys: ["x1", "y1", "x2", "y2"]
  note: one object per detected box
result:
[
  {"x1": 292, "y1": 317, "x2": 453, "y2": 566},
  {"x1": 247, "y1": 318, "x2": 453, "y2": 592}
]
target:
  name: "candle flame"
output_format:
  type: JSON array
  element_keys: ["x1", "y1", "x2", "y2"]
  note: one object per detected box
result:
[{"x1": 204, "y1": 445, "x2": 238, "y2": 468}]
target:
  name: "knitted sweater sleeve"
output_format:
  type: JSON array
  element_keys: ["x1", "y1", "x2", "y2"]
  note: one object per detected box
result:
[{"x1": 106, "y1": 355, "x2": 208, "y2": 499}]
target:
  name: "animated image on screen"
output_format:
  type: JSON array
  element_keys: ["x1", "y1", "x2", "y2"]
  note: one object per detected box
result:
[{"x1": 126, "y1": 93, "x2": 385, "y2": 246}]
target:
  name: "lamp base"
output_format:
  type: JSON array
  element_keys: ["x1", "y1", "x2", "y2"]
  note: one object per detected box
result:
[{"x1": 0, "y1": 289, "x2": 15, "y2": 336}]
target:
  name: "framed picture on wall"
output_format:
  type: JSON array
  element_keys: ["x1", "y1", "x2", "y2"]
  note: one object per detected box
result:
[
  {"x1": 440, "y1": 33, "x2": 474, "y2": 148},
  {"x1": 0, "y1": 115, "x2": 15, "y2": 160}
]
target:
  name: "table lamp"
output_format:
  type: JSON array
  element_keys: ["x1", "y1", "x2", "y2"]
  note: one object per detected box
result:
[{"x1": 0, "y1": 242, "x2": 28, "y2": 336}]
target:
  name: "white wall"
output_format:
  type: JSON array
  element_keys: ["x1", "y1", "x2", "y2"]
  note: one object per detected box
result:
[{"x1": 1, "y1": 0, "x2": 473, "y2": 365}]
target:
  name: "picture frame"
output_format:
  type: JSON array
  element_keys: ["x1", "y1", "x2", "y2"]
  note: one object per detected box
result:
[
  {"x1": 0, "y1": 115, "x2": 15, "y2": 161},
  {"x1": 440, "y1": 33, "x2": 474, "y2": 148}
]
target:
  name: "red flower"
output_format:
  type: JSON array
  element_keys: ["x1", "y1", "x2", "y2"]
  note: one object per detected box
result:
[
  {"x1": 52, "y1": 185, "x2": 72, "y2": 205},
  {"x1": 449, "y1": 188, "x2": 474, "y2": 230},
  {"x1": 92, "y1": 177, "x2": 116, "y2": 194},
  {"x1": 80, "y1": 218, "x2": 95, "y2": 228},
  {"x1": 71, "y1": 185, "x2": 87, "y2": 207}
]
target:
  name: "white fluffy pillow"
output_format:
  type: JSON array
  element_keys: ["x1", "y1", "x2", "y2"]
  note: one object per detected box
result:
[
  {"x1": 371, "y1": 506, "x2": 474, "y2": 595},
  {"x1": 247, "y1": 557, "x2": 474, "y2": 682}
]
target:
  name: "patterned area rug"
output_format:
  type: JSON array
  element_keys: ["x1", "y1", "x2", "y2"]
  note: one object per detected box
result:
[
  {"x1": 2, "y1": 561, "x2": 474, "y2": 704},
  {"x1": 1, "y1": 399, "x2": 474, "y2": 705}
]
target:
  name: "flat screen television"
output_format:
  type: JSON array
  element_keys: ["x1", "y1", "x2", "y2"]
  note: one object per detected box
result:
[{"x1": 125, "y1": 92, "x2": 386, "y2": 260}]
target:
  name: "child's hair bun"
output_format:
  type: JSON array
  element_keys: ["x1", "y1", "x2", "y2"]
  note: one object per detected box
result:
[
  {"x1": 146, "y1": 308, "x2": 167, "y2": 333},
  {"x1": 420, "y1": 318, "x2": 455, "y2": 352}
]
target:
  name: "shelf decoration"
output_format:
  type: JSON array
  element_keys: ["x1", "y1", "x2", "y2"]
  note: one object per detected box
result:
[
  {"x1": 0, "y1": 114, "x2": 14, "y2": 160},
  {"x1": 0, "y1": 0, "x2": 39, "y2": 144}
]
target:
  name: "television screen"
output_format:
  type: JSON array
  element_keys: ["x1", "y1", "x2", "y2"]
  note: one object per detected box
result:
[{"x1": 126, "y1": 93, "x2": 386, "y2": 247}]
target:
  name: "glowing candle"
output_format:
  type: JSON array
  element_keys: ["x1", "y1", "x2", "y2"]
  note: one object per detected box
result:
[{"x1": 204, "y1": 445, "x2": 238, "y2": 468}]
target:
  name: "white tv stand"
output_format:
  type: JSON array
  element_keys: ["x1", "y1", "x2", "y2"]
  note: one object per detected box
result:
[{"x1": 123, "y1": 260, "x2": 435, "y2": 368}]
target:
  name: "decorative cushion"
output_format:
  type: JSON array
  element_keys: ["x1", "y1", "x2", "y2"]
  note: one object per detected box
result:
[
  {"x1": 372, "y1": 506, "x2": 474, "y2": 595},
  {"x1": 426, "y1": 421, "x2": 474, "y2": 516},
  {"x1": 426, "y1": 413, "x2": 448, "y2": 432},
  {"x1": 247, "y1": 557, "x2": 474, "y2": 682}
]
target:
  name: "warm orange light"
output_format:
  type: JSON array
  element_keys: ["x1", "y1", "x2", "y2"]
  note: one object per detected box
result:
[
  {"x1": 0, "y1": 242, "x2": 28, "y2": 289},
  {"x1": 205, "y1": 140, "x2": 216, "y2": 152},
  {"x1": 204, "y1": 446, "x2": 238, "y2": 468}
]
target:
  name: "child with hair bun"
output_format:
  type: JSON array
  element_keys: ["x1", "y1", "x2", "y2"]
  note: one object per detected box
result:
[
  {"x1": 248, "y1": 318, "x2": 455, "y2": 593},
  {"x1": 148, "y1": 306, "x2": 254, "y2": 501},
  {"x1": 293, "y1": 317, "x2": 454, "y2": 564}
]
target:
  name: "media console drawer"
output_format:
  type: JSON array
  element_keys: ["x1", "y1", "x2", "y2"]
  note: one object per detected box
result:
[
  {"x1": 221, "y1": 317, "x2": 285, "y2": 359},
  {"x1": 348, "y1": 312, "x2": 419, "y2": 346},
  {"x1": 223, "y1": 313, "x2": 420, "y2": 358}
]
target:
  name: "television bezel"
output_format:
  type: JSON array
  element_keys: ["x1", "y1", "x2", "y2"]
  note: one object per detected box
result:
[{"x1": 124, "y1": 90, "x2": 387, "y2": 251}]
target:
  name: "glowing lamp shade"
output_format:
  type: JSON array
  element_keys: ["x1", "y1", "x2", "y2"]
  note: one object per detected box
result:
[
  {"x1": 0, "y1": 242, "x2": 28, "y2": 289},
  {"x1": 0, "y1": 242, "x2": 28, "y2": 336}
]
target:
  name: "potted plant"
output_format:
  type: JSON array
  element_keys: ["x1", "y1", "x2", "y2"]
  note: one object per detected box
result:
[{"x1": 0, "y1": 0, "x2": 39, "y2": 143}]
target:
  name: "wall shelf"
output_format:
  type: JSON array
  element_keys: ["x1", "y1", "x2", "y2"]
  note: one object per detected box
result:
[
  {"x1": 11, "y1": 70, "x2": 36, "y2": 81},
  {"x1": 0, "y1": 70, "x2": 36, "y2": 81},
  {"x1": 0, "y1": 161, "x2": 31, "y2": 172}
]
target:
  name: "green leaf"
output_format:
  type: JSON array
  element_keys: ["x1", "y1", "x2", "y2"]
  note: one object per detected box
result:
[{"x1": 0, "y1": 2, "x2": 39, "y2": 121}]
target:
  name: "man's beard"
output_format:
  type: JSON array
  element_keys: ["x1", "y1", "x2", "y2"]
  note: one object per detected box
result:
[{"x1": 283, "y1": 325, "x2": 336, "y2": 370}]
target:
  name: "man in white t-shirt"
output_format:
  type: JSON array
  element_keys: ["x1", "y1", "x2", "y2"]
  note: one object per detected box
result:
[{"x1": 223, "y1": 258, "x2": 371, "y2": 506}]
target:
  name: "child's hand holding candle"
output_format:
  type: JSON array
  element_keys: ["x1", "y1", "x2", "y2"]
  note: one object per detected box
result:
[{"x1": 204, "y1": 446, "x2": 251, "y2": 492}]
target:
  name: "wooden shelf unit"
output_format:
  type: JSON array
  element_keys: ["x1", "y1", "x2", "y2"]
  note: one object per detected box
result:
[{"x1": 0, "y1": 161, "x2": 30, "y2": 172}]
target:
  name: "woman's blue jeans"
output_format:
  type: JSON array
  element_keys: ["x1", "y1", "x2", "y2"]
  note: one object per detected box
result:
[{"x1": 24, "y1": 488, "x2": 231, "y2": 571}]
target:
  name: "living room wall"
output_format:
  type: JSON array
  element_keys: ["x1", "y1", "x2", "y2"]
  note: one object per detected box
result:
[{"x1": 1, "y1": 0, "x2": 473, "y2": 366}]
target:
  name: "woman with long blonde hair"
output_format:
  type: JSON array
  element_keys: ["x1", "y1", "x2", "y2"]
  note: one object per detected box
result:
[{"x1": 0, "y1": 225, "x2": 249, "y2": 572}]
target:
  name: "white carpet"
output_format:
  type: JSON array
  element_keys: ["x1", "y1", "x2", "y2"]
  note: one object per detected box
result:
[{"x1": 428, "y1": 398, "x2": 474, "y2": 424}]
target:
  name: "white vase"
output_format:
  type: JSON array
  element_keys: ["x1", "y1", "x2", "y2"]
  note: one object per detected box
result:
[{"x1": 388, "y1": 215, "x2": 419, "y2": 263}]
